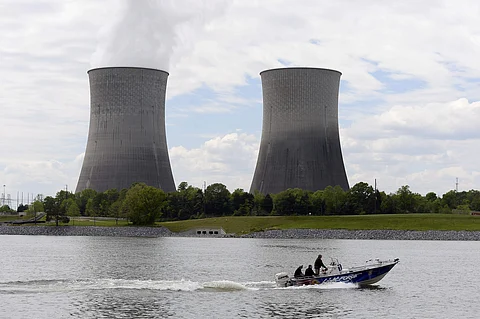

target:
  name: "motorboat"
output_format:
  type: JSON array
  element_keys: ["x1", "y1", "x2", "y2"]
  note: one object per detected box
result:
[{"x1": 275, "y1": 258, "x2": 399, "y2": 287}]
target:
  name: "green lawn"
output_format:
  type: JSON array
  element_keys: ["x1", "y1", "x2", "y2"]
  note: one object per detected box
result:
[
  {"x1": 0, "y1": 215, "x2": 130, "y2": 227},
  {"x1": 0, "y1": 215, "x2": 33, "y2": 222},
  {"x1": 158, "y1": 214, "x2": 480, "y2": 234}
]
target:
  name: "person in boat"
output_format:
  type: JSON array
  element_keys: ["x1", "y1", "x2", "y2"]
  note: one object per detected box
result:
[
  {"x1": 304, "y1": 265, "x2": 315, "y2": 277},
  {"x1": 314, "y1": 254, "x2": 327, "y2": 275},
  {"x1": 294, "y1": 265, "x2": 304, "y2": 278}
]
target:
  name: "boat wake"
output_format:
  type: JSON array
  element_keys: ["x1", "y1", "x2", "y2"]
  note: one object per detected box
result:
[
  {"x1": 0, "y1": 278, "x2": 361, "y2": 294},
  {"x1": 0, "y1": 278, "x2": 279, "y2": 294}
]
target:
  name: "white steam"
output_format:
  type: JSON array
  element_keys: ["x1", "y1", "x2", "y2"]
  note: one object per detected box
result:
[{"x1": 91, "y1": 0, "x2": 229, "y2": 70}]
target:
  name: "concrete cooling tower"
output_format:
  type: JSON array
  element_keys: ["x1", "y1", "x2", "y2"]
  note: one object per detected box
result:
[
  {"x1": 250, "y1": 67, "x2": 349, "y2": 194},
  {"x1": 76, "y1": 67, "x2": 176, "y2": 193}
]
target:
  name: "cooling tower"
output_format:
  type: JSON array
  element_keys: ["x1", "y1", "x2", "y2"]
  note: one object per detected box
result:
[
  {"x1": 250, "y1": 67, "x2": 349, "y2": 194},
  {"x1": 76, "y1": 67, "x2": 176, "y2": 193}
]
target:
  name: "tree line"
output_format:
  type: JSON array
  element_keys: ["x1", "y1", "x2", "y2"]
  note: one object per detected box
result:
[{"x1": 4, "y1": 181, "x2": 480, "y2": 225}]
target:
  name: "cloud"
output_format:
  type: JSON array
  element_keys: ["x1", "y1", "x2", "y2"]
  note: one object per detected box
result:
[
  {"x1": 346, "y1": 98, "x2": 480, "y2": 140},
  {"x1": 0, "y1": 156, "x2": 82, "y2": 203},
  {"x1": 342, "y1": 98, "x2": 480, "y2": 195},
  {"x1": 170, "y1": 132, "x2": 258, "y2": 191}
]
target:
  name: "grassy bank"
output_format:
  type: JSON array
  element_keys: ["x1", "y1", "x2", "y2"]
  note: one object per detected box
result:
[
  {"x1": 0, "y1": 215, "x2": 129, "y2": 227},
  {"x1": 3, "y1": 214, "x2": 479, "y2": 234},
  {"x1": 159, "y1": 214, "x2": 480, "y2": 234}
]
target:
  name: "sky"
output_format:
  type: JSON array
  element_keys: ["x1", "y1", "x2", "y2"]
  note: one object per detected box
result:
[{"x1": 1, "y1": 0, "x2": 480, "y2": 206}]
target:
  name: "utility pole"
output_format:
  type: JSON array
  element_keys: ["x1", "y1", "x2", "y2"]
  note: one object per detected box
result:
[
  {"x1": 203, "y1": 181, "x2": 207, "y2": 216},
  {"x1": 65, "y1": 185, "x2": 69, "y2": 225},
  {"x1": 34, "y1": 197, "x2": 37, "y2": 225},
  {"x1": 455, "y1": 177, "x2": 459, "y2": 209}
]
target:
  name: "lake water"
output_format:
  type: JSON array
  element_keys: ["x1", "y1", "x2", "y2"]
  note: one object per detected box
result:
[{"x1": 0, "y1": 235, "x2": 478, "y2": 318}]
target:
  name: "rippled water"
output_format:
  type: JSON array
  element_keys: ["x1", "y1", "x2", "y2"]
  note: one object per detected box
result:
[{"x1": 0, "y1": 235, "x2": 478, "y2": 318}]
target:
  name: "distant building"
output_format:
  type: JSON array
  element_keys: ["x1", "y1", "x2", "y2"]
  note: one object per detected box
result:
[{"x1": 250, "y1": 67, "x2": 349, "y2": 194}]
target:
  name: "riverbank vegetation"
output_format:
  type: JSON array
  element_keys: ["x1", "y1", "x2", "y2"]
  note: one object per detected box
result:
[
  {"x1": 3, "y1": 214, "x2": 479, "y2": 233},
  {"x1": 2, "y1": 181, "x2": 479, "y2": 227},
  {"x1": 159, "y1": 214, "x2": 480, "y2": 233}
]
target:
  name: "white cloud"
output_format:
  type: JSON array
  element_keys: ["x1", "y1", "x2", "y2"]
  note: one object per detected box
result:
[
  {"x1": 342, "y1": 98, "x2": 480, "y2": 195},
  {"x1": 170, "y1": 132, "x2": 258, "y2": 191},
  {"x1": 347, "y1": 98, "x2": 480, "y2": 140}
]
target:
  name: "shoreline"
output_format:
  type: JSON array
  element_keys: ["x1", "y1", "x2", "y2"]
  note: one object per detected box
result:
[{"x1": 1, "y1": 225, "x2": 480, "y2": 240}]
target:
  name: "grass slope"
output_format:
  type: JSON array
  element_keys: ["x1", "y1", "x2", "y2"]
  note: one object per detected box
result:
[
  {"x1": 3, "y1": 214, "x2": 479, "y2": 234},
  {"x1": 159, "y1": 214, "x2": 480, "y2": 234}
]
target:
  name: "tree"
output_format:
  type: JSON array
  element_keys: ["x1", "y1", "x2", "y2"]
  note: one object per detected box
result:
[
  {"x1": 165, "y1": 192, "x2": 182, "y2": 220},
  {"x1": 231, "y1": 188, "x2": 254, "y2": 216},
  {"x1": 108, "y1": 188, "x2": 129, "y2": 224},
  {"x1": 56, "y1": 190, "x2": 76, "y2": 224},
  {"x1": 105, "y1": 189, "x2": 120, "y2": 206},
  {"x1": 457, "y1": 204, "x2": 471, "y2": 213},
  {"x1": 272, "y1": 190, "x2": 295, "y2": 215},
  {"x1": 323, "y1": 186, "x2": 347, "y2": 215},
  {"x1": 180, "y1": 184, "x2": 204, "y2": 219},
  {"x1": 396, "y1": 185, "x2": 415, "y2": 213},
  {"x1": 188, "y1": 188, "x2": 205, "y2": 218},
  {"x1": 231, "y1": 188, "x2": 245, "y2": 213},
  {"x1": 311, "y1": 190, "x2": 325, "y2": 215},
  {"x1": 347, "y1": 182, "x2": 375, "y2": 214},
  {"x1": 205, "y1": 183, "x2": 231, "y2": 217},
  {"x1": 379, "y1": 192, "x2": 396, "y2": 214},
  {"x1": 26, "y1": 200, "x2": 44, "y2": 215},
  {"x1": 43, "y1": 196, "x2": 61, "y2": 226},
  {"x1": 292, "y1": 189, "x2": 312, "y2": 215},
  {"x1": 470, "y1": 196, "x2": 480, "y2": 211},
  {"x1": 272, "y1": 188, "x2": 311, "y2": 215},
  {"x1": 465, "y1": 190, "x2": 480, "y2": 211},
  {"x1": 76, "y1": 188, "x2": 97, "y2": 215},
  {"x1": 92, "y1": 192, "x2": 108, "y2": 216},
  {"x1": 108, "y1": 200, "x2": 124, "y2": 225},
  {"x1": 441, "y1": 190, "x2": 458, "y2": 209},
  {"x1": 122, "y1": 183, "x2": 167, "y2": 225},
  {"x1": 164, "y1": 183, "x2": 204, "y2": 220},
  {"x1": 0, "y1": 205, "x2": 14, "y2": 213},
  {"x1": 427, "y1": 198, "x2": 444, "y2": 214},
  {"x1": 261, "y1": 194, "x2": 274, "y2": 215},
  {"x1": 65, "y1": 198, "x2": 80, "y2": 225},
  {"x1": 17, "y1": 204, "x2": 29, "y2": 213},
  {"x1": 425, "y1": 192, "x2": 437, "y2": 202},
  {"x1": 251, "y1": 191, "x2": 265, "y2": 216},
  {"x1": 85, "y1": 198, "x2": 95, "y2": 217},
  {"x1": 177, "y1": 181, "x2": 189, "y2": 192}
]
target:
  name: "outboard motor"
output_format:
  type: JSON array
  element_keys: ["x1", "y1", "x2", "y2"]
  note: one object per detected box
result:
[{"x1": 275, "y1": 272, "x2": 290, "y2": 287}]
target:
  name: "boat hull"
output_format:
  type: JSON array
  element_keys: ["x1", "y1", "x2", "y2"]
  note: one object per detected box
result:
[{"x1": 276, "y1": 259, "x2": 399, "y2": 287}]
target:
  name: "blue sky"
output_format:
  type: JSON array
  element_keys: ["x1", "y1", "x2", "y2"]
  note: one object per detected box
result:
[{"x1": 1, "y1": 0, "x2": 480, "y2": 206}]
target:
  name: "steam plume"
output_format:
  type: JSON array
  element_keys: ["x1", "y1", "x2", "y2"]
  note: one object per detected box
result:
[{"x1": 91, "y1": 0, "x2": 228, "y2": 70}]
